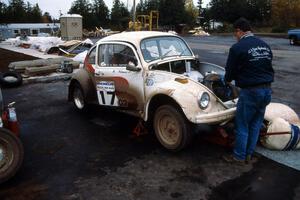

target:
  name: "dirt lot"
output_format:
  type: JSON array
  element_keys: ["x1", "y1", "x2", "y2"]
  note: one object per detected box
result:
[
  {"x1": 0, "y1": 48, "x2": 37, "y2": 72},
  {"x1": 0, "y1": 36, "x2": 300, "y2": 200}
]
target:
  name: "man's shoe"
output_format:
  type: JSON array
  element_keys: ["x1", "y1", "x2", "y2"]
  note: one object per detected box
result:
[
  {"x1": 245, "y1": 155, "x2": 259, "y2": 164},
  {"x1": 222, "y1": 154, "x2": 245, "y2": 165}
]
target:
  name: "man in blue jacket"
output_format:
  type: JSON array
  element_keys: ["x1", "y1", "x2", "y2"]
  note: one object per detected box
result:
[{"x1": 223, "y1": 18, "x2": 274, "y2": 164}]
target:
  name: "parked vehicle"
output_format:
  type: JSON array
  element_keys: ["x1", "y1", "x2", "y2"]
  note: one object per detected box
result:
[
  {"x1": 68, "y1": 31, "x2": 297, "y2": 151},
  {"x1": 288, "y1": 29, "x2": 300, "y2": 45},
  {"x1": 0, "y1": 88, "x2": 23, "y2": 183}
]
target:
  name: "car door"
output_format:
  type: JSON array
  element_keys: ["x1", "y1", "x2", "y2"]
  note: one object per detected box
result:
[{"x1": 94, "y1": 42, "x2": 145, "y2": 113}]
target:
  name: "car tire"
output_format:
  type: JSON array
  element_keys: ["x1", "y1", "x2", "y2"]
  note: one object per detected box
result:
[
  {"x1": 0, "y1": 128, "x2": 24, "y2": 184},
  {"x1": 153, "y1": 105, "x2": 193, "y2": 151},
  {"x1": 71, "y1": 82, "x2": 87, "y2": 111},
  {"x1": 0, "y1": 72, "x2": 23, "y2": 88},
  {"x1": 290, "y1": 37, "x2": 296, "y2": 45}
]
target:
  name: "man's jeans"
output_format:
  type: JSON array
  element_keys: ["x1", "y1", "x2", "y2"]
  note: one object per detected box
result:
[{"x1": 233, "y1": 88, "x2": 272, "y2": 160}]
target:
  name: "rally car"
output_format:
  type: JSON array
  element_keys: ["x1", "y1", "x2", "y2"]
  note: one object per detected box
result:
[{"x1": 68, "y1": 31, "x2": 298, "y2": 151}]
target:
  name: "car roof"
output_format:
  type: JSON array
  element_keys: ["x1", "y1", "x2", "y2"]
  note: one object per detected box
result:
[{"x1": 97, "y1": 31, "x2": 177, "y2": 47}]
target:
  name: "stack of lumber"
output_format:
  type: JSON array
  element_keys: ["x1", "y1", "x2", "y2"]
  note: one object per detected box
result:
[{"x1": 8, "y1": 58, "x2": 80, "y2": 76}]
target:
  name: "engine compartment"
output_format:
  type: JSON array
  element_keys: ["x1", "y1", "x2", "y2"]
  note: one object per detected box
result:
[{"x1": 150, "y1": 59, "x2": 239, "y2": 102}]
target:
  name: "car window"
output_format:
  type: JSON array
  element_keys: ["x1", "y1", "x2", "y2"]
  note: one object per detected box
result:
[
  {"x1": 141, "y1": 40, "x2": 160, "y2": 62},
  {"x1": 151, "y1": 62, "x2": 170, "y2": 72},
  {"x1": 141, "y1": 36, "x2": 192, "y2": 62},
  {"x1": 171, "y1": 60, "x2": 185, "y2": 74},
  {"x1": 88, "y1": 47, "x2": 96, "y2": 64},
  {"x1": 99, "y1": 44, "x2": 137, "y2": 67}
]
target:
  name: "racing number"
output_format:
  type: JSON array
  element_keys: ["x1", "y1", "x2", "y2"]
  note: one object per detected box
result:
[
  {"x1": 97, "y1": 81, "x2": 119, "y2": 106},
  {"x1": 98, "y1": 91, "x2": 116, "y2": 105}
]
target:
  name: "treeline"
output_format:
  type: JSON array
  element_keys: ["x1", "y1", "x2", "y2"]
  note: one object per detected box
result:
[
  {"x1": 69, "y1": 0, "x2": 198, "y2": 30},
  {"x1": 0, "y1": 0, "x2": 52, "y2": 24},
  {"x1": 1, "y1": 0, "x2": 299, "y2": 32},
  {"x1": 204, "y1": 0, "x2": 300, "y2": 32}
]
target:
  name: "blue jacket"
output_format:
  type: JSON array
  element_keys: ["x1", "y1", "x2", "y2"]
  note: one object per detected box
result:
[{"x1": 225, "y1": 34, "x2": 274, "y2": 88}]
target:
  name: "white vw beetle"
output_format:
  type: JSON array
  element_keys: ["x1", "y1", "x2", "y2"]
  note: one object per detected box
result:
[{"x1": 68, "y1": 31, "x2": 298, "y2": 151}]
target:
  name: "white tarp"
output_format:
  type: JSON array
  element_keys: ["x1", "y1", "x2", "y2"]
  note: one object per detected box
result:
[{"x1": 3, "y1": 36, "x2": 64, "y2": 52}]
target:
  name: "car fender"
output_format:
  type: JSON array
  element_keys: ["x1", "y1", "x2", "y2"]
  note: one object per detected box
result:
[
  {"x1": 144, "y1": 74, "x2": 227, "y2": 124},
  {"x1": 68, "y1": 68, "x2": 96, "y2": 103}
]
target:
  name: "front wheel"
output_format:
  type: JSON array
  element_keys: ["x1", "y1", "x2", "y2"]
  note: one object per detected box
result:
[
  {"x1": 0, "y1": 128, "x2": 24, "y2": 184},
  {"x1": 153, "y1": 105, "x2": 193, "y2": 151}
]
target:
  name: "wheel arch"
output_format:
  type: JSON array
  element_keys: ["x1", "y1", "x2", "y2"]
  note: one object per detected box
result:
[
  {"x1": 68, "y1": 69, "x2": 96, "y2": 103},
  {"x1": 144, "y1": 94, "x2": 186, "y2": 124},
  {"x1": 289, "y1": 34, "x2": 300, "y2": 39},
  {"x1": 289, "y1": 34, "x2": 297, "y2": 39}
]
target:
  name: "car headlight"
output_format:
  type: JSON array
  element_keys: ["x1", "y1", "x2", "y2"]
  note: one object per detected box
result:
[{"x1": 198, "y1": 92, "x2": 210, "y2": 109}]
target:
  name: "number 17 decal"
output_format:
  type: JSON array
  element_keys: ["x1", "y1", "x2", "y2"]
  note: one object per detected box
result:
[
  {"x1": 96, "y1": 81, "x2": 118, "y2": 106},
  {"x1": 98, "y1": 91, "x2": 116, "y2": 106}
]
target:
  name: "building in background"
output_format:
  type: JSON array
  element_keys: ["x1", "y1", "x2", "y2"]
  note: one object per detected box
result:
[
  {"x1": 60, "y1": 14, "x2": 83, "y2": 41},
  {"x1": 0, "y1": 23, "x2": 60, "y2": 40}
]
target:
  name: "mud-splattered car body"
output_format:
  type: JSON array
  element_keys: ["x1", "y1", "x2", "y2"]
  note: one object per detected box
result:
[{"x1": 69, "y1": 31, "x2": 238, "y2": 151}]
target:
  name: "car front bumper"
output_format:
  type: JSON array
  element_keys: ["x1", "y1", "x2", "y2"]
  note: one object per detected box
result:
[{"x1": 195, "y1": 107, "x2": 236, "y2": 124}]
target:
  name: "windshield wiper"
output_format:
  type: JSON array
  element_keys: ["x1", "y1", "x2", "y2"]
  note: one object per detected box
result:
[{"x1": 160, "y1": 49, "x2": 173, "y2": 59}]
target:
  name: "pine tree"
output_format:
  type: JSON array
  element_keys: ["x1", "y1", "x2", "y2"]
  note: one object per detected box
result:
[
  {"x1": 69, "y1": 0, "x2": 94, "y2": 29},
  {"x1": 111, "y1": 0, "x2": 130, "y2": 30},
  {"x1": 159, "y1": 0, "x2": 187, "y2": 26},
  {"x1": 0, "y1": 1, "x2": 8, "y2": 24},
  {"x1": 7, "y1": 0, "x2": 26, "y2": 23},
  {"x1": 92, "y1": 0, "x2": 109, "y2": 27},
  {"x1": 185, "y1": 0, "x2": 198, "y2": 26},
  {"x1": 31, "y1": 3, "x2": 42, "y2": 23},
  {"x1": 136, "y1": 0, "x2": 146, "y2": 15}
]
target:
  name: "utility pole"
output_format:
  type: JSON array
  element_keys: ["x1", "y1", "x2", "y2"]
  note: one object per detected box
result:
[{"x1": 133, "y1": 0, "x2": 136, "y2": 25}]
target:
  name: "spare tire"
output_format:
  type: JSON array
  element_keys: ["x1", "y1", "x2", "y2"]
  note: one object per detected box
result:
[{"x1": 0, "y1": 72, "x2": 23, "y2": 88}]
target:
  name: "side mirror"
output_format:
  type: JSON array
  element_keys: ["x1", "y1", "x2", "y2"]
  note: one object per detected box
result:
[{"x1": 126, "y1": 61, "x2": 141, "y2": 72}]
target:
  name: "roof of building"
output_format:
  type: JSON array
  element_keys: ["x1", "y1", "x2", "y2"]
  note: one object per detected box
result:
[
  {"x1": 60, "y1": 14, "x2": 82, "y2": 18},
  {"x1": 0, "y1": 23, "x2": 60, "y2": 29}
]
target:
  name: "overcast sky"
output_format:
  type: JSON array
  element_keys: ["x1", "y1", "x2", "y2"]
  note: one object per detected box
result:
[{"x1": 3, "y1": 0, "x2": 210, "y2": 18}]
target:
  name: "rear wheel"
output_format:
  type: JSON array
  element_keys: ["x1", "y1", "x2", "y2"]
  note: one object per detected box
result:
[
  {"x1": 290, "y1": 37, "x2": 296, "y2": 45},
  {"x1": 153, "y1": 105, "x2": 193, "y2": 151},
  {"x1": 71, "y1": 83, "x2": 86, "y2": 111},
  {"x1": 0, "y1": 128, "x2": 24, "y2": 184}
]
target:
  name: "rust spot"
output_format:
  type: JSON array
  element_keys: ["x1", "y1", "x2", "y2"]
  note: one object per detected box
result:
[
  {"x1": 175, "y1": 77, "x2": 189, "y2": 84},
  {"x1": 116, "y1": 91, "x2": 138, "y2": 109}
]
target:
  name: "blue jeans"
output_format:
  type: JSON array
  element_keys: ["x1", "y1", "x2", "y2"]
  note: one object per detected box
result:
[{"x1": 233, "y1": 88, "x2": 272, "y2": 160}]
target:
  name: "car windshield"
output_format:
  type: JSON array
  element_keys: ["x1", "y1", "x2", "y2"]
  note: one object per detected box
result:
[{"x1": 140, "y1": 36, "x2": 193, "y2": 62}]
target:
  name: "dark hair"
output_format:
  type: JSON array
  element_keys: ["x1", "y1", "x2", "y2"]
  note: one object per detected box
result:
[{"x1": 233, "y1": 18, "x2": 252, "y2": 32}]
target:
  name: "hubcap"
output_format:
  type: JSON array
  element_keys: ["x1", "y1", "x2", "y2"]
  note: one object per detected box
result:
[
  {"x1": 157, "y1": 114, "x2": 180, "y2": 146},
  {"x1": 4, "y1": 76, "x2": 18, "y2": 83},
  {"x1": 0, "y1": 139, "x2": 13, "y2": 172},
  {"x1": 73, "y1": 87, "x2": 84, "y2": 109},
  {"x1": 291, "y1": 39, "x2": 295, "y2": 45}
]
